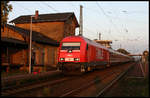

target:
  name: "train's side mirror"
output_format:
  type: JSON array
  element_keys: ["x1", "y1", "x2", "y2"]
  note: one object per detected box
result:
[{"x1": 86, "y1": 44, "x2": 88, "y2": 50}]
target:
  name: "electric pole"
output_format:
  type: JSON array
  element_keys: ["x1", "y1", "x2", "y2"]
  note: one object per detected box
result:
[
  {"x1": 29, "y1": 10, "x2": 38, "y2": 74},
  {"x1": 120, "y1": 44, "x2": 122, "y2": 49},
  {"x1": 99, "y1": 33, "x2": 101, "y2": 40},
  {"x1": 79, "y1": 5, "x2": 83, "y2": 36}
]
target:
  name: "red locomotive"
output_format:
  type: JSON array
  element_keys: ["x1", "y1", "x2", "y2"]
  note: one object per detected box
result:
[{"x1": 57, "y1": 36, "x2": 133, "y2": 74}]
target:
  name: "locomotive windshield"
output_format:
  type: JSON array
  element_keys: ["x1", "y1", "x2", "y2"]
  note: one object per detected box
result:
[{"x1": 61, "y1": 42, "x2": 80, "y2": 50}]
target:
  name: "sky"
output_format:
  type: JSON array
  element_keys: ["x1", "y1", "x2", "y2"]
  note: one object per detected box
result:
[{"x1": 8, "y1": 1, "x2": 149, "y2": 54}]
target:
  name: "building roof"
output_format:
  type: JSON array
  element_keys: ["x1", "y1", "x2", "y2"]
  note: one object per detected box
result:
[
  {"x1": 1, "y1": 37, "x2": 28, "y2": 45},
  {"x1": 9, "y1": 12, "x2": 79, "y2": 27},
  {"x1": 94, "y1": 40, "x2": 112, "y2": 44},
  {"x1": 5, "y1": 24, "x2": 60, "y2": 46}
]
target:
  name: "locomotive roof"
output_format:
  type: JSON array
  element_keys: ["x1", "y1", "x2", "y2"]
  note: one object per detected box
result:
[{"x1": 63, "y1": 36, "x2": 130, "y2": 58}]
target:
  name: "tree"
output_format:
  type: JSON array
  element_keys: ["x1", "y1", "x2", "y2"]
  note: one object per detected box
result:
[
  {"x1": 117, "y1": 48, "x2": 130, "y2": 55},
  {"x1": 1, "y1": 1, "x2": 12, "y2": 27},
  {"x1": 143, "y1": 50, "x2": 149, "y2": 60},
  {"x1": 143, "y1": 50, "x2": 149, "y2": 56}
]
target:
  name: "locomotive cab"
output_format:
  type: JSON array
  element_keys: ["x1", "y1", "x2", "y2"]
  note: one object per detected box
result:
[
  {"x1": 57, "y1": 36, "x2": 88, "y2": 74},
  {"x1": 59, "y1": 42, "x2": 81, "y2": 62}
]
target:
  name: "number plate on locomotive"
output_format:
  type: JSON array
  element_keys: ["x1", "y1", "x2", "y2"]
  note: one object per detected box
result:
[{"x1": 65, "y1": 58, "x2": 74, "y2": 61}]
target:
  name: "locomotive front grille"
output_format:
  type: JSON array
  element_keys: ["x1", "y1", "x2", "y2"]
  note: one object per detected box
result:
[{"x1": 60, "y1": 62, "x2": 83, "y2": 71}]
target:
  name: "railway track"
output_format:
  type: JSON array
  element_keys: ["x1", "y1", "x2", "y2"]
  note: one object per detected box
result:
[
  {"x1": 96, "y1": 62, "x2": 136, "y2": 97},
  {"x1": 1, "y1": 75, "x2": 74, "y2": 96},
  {"x1": 60, "y1": 71, "x2": 116, "y2": 97},
  {"x1": 1, "y1": 70, "x2": 63, "y2": 96},
  {"x1": 2, "y1": 62, "x2": 136, "y2": 97},
  {"x1": 61, "y1": 62, "x2": 136, "y2": 97},
  {"x1": 2, "y1": 70, "x2": 60, "y2": 83},
  {"x1": 2, "y1": 70, "x2": 61, "y2": 89}
]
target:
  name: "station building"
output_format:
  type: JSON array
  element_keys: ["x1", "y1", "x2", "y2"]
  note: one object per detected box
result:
[{"x1": 1, "y1": 11, "x2": 79, "y2": 72}]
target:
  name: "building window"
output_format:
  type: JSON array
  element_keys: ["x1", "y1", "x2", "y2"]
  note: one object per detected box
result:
[
  {"x1": 32, "y1": 52, "x2": 36, "y2": 65},
  {"x1": 42, "y1": 49, "x2": 45, "y2": 65}
]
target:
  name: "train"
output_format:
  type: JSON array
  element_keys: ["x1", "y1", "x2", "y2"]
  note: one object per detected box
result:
[{"x1": 57, "y1": 36, "x2": 134, "y2": 74}]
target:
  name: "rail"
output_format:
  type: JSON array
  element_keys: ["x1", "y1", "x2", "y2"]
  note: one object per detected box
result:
[
  {"x1": 96, "y1": 62, "x2": 136, "y2": 97},
  {"x1": 1, "y1": 76, "x2": 73, "y2": 96},
  {"x1": 61, "y1": 62, "x2": 136, "y2": 97}
]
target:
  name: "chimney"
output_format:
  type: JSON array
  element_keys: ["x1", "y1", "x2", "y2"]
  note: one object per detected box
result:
[
  {"x1": 99, "y1": 33, "x2": 101, "y2": 40},
  {"x1": 35, "y1": 10, "x2": 38, "y2": 20}
]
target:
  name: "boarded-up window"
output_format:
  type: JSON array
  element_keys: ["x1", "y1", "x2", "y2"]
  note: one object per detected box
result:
[
  {"x1": 35, "y1": 50, "x2": 38, "y2": 65},
  {"x1": 39, "y1": 50, "x2": 42, "y2": 65},
  {"x1": 52, "y1": 48, "x2": 54, "y2": 65},
  {"x1": 47, "y1": 48, "x2": 55, "y2": 65},
  {"x1": 38, "y1": 49, "x2": 45, "y2": 65},
  {"x1": 42, "y1": 49, "x2": 45, "y2": 65},
  {"x1": 47, "y1": 48, "x2": 52, "y2": 65},
  {"x1": 32, "y1": 51, "x2": 36, "y2": 65}
]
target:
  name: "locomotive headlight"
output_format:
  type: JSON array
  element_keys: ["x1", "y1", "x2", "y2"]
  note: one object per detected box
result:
[
  {"x1": 74, "y1": 58, "x2": 80, "y2": 61},
  {"x1": 68, "y1": 50, "x2": 72, "y2": 53},
  {"x1": 60, "y1": 58, "x2": 64, "y2": 61}
]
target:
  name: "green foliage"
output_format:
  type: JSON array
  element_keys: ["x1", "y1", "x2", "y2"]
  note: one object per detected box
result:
[
  {"x1": 143, "y1": 50, "x2": 149, "y2": 60},
  {"x1": 143, "y1": 50, "x2": 149, "y2": 56},
  {"x1": 1, "y1": 1, "x2": 12, "y2": 27}
]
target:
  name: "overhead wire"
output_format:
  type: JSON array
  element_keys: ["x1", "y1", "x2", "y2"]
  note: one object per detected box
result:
[
  {"x1": 9, "y1": 2, "x2": 147, "y2": 53},
  {"x1": 10, "y1": 2, "x2": 137, "y2": 42},
  {"x1": 107, "y1": 8, "x2": 141, "y2": 50},
  {"x1": 93, "y1": 3, "x2": 114, "y2": 40},
  {"x1": 61, "y1": 3, "x2": 108, "y2": 39},
  {"x1": 95, "y1": 2, "x2": 136, "y2": 50},
  {"x1": 10, "y1": 2, "x2": 115, "y2": 41},
  {"x1": 41, "y1": 2, "x2": 59, "y2": 13},
  {"x1": 75, "y1": 3, "x2": 106, "y2": 40},
  {"x1": 96, "y1": 2, "x2": 122, "y2": 40},
  {"x1": 66, "y1": 3, "x2": 96, "y2": 37},
  {"x1": 37, "y1": 3, "x2": 50, "y2": 13},
  {"x1": 97, "y1": 2, "x2": 121, "y2": 33}
]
